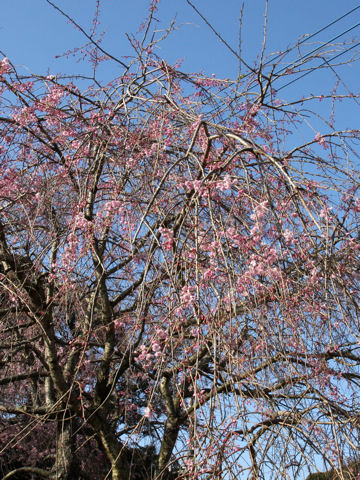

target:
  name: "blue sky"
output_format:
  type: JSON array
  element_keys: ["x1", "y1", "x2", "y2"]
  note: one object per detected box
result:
[
  {"x1": 1, "y1": 1, "x2": 359, "y2": 79},
  {"x1": 1, "y1": 0, "x2": 360, "y2": 136}
]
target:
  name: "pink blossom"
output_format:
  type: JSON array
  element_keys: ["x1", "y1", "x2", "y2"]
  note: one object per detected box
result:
[
  {"x1": 283, "y1": 229, "x2": 294, "y2": 244},
  {"x1": 183, "y1": 179, "x2": 205, "y2": 196},
  {"x1": 159, "y1": 227, "x2": 174, "y2": 250},
  {"x1": 13, "y1": 107, "x2": 37, "y2": 126},
  {"x1": 203, "y1": 268, "x2": 216, "y2": 281},
  {"x1": 180, "y1": 285, "x2": 196, "y2": 307},
  {"x1": 152, "y1": 342, "x2": 161, "y2": 352},
  {"x1": 217, "y1": 174, "x2": 235, "y2": 191},
  {"x1": 104, "y1": 200, "x2": 122, "y2": 213},
  {"x1": 114, "y1": 320, "x2": 125, "y2": 329},
  {"x1": 0, "y1": 57, "x2": 11, "y2": 75},
  {"x1": 74, "y1": 213, "x2": 91, "y2": 231},
  {"x1": 250, "y1": 201, "x2": 268, "y2": 221},
  {"x1": 353, "y1": 199, "x2": 360, "y2": 212},
  {"x1": 315, "y1": 132, "x2": 328, "y2": 149},
  {"x1": 41, "y1": 85, "x2": 65, "y2": 108}
]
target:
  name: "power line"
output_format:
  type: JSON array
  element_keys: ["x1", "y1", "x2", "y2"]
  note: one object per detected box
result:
[
  {"x1": 247, "y1": 5, "x2": 360, "y2": 99},
  {"x1": 186, "y1": 1, "x2": 360, "y2": 82},
  {"x1": 199, "y1": 4, "x2": 360, "y2": 117},
  {"x1": 274, "y1": 21, "x2": 360, "y2": 78},
  {"x1": 266, "y1": 4, "x2": 360, "y2": 73},
  {"x1": 185, "y1": 0, "x2": 256, "y2": 74},
  {"x1": 274, "y1": 39, "x2": 360, "y2": 95}
]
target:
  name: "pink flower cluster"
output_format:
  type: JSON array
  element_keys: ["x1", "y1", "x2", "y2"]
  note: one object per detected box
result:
[
  {"x1": 217, "y1": 174, "x2": 236, "y2": 191},
  {"x1": 144, "y1": 406, "x2": 152, "y2": 418},
  {"x1": 13, "y1": 107, "x2": 37, "y2": 127},
  {"x1": 59, "y1": 233, "x2": 79, "y2": 273},
  {"x1": 282, "y1": 229, "x2": 295, "y2": 245},
  {"x1": 42, "y1": 85, "x2": 65, "y2": 107},
  {"x1": 353, "y1": 198, "x2": 360, "y2": 212},
  {"x1": 183, "y1": 179, "x2": 205, "y2": 196},
  {"x1": 74, "y1": 213, "x2": 92, "y2": 232},
  {"x1": 114, "y1": 319, "x2": 125, "y2": 329},
  {"x1": 250, "y1": 200, "x2": 268, "y2": 222},
  {"x1": 103, "y1": 200, "x2": 122, "y2": 216},
  {"x1": 315, "y1": 132, "x2": 328, "y2": 149},
  {"x1": 180, "y1": 285, "x2": 196, "y2": 307},
  {"x1": 0, "y1": 57, "x2": 11, "y2": 76},
  {"x1": 159, "y1": 227, "x2": 174, "y2": 250},
  {"x1": 135, "y1": 340, "x2": 163, "y2": 369}
]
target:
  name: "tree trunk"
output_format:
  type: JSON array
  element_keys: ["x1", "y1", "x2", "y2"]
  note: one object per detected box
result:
[
  {"x1": 90, "y1": 414, "x2": 131, "y2": 480},
  {"x1": 156, "y1": 416, "x2": 180, "y2": 479},
  {"x1": 53, "y1": 413, "x2": 78, "y2": 480}
]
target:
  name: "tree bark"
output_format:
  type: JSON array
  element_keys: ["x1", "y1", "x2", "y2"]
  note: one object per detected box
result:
[
  {"x1": 53, "y1": 413, "x2": 78, "y2": 480},
  {"x1": 156, "y1": 415, "x2": 180, "y2": 479},
  {"x1": 89, "y1": 413, "x2": 131, "y2": 480}
]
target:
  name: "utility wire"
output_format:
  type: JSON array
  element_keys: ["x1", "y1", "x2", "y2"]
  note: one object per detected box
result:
[
  {"x1": 273, "y1": 39, "x2": 360, "y2": 94},
  {"x1": 273, "y1": 21, "x2": 360, "y2": 78},
  {"x1": 265, "y1": 4, "x2": 360, "y2": 74},
  {"x1": 194, "y1": 3, "x2": 360, "y2": 117},
  {"x1": 186, "y1": 0, "x2": 360, "y2": 83},
  {"x1": 247, "y1": 6, "x2": 360, "y2": 99},
  {"x1": 185, "y1": 0, "x2": 256, "y2": 74}
]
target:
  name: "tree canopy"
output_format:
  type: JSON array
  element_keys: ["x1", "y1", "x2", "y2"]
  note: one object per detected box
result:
[{"x1": 1, "y1": 2, "x2": 360, "y2": 479}]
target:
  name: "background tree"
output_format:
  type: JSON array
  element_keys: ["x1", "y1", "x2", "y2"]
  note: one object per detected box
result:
[{"x1": 1, "y1": 2, "x2": 360, "y2": 479}]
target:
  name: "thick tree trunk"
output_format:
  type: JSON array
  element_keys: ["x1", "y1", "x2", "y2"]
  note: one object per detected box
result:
[
  {"x1": 90, "y1": 414, "x2": 131, "y2": 480},
  {"x1": 156, "y1": 416, "x2": 180, "y2": 479},
  {"x1": 53, "y1": 413, "x2": 78, "y2": 480}
]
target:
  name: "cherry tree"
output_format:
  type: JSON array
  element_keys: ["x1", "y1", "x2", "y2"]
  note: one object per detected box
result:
[{"x1": 1, "y1": 2, "x2": 360, "y2": 479}]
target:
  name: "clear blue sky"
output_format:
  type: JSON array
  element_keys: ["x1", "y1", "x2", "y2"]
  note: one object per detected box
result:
[
  {"x1": 1, "y1": 1, "x2": 359, "y2": 76},
  {"x1": 1, "y1": 1, "x2": 360, "y2": 132}
]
